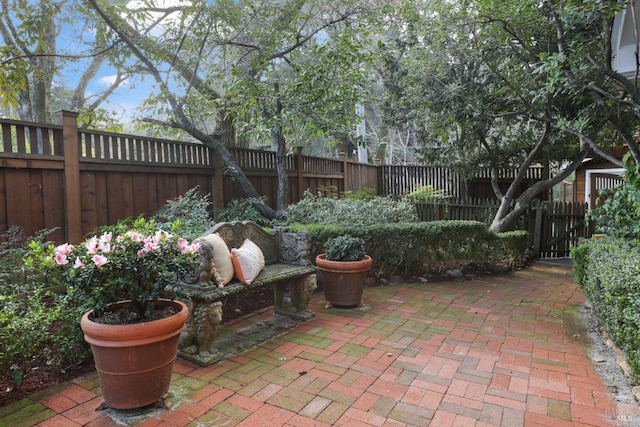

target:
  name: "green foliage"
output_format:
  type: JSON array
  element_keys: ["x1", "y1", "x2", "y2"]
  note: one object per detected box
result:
[
  {"x1": 215, "y1": 197, "x2": 271, "y2": 226},
  {"x1": 0, "y1": 46, "x2": 28, "y2": 110},
  {"x1": 492, "y1": 231, "x2": 529, "y2": 268},
  {"x1": 375, "y1": 0, "x2": 632, "y2": 231},
  {"x1": 0, "y1": 225, "x2": 56, "y2": 295},
  {"x1": 403, "y1": 185, "x2": 448, "y2": 202},
  {"x1": 0, "y1": 288, "x2": 89, "y2": 386},
  {"x1": 324, "y1": 235, "x2": 366, "y2": 262},
  {"x1": 283, "y1": 190, "x2": 418, "y2": 227},
  {"x1": 587, "y1": 153, "x2": 640, "y2": 239},
  {"x1": 293, "y1": 221, "x2": 527, "y2": 276},
  {"x1": 343, "y1": 187, "x2": 378, "y2": 202},
  {"x1": 153, "y1": 187, "x2": 216, "y2": 240},
  {"x1": 571, "y1": 237, "x2": 640, "y2": 382},
  {"x1": 24, "y1": 217, "x2": 201, "y2": 319},
  {"x1": 0, "y1": 227, "x2": 88, "y2": 389}
]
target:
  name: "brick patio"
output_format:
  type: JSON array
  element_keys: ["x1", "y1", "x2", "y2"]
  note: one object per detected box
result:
[{"x1": 1, "y1": 262, "x2": 639, "y2": 426}]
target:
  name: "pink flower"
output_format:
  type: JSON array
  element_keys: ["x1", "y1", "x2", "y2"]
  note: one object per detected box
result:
[
  {"x1": 73, "y1": 258, "x2": 85, "y2": 269},
  {"x1": 126, "y1": 231, "x2": 143, "y2": 242},
  {"x1": 85, "y1": 236, "x2": 99, "y2": 255},
  {"x1": 55, "y1": 243, "x2": 74, "y2": 256},
  {"x1": 176, "y1": 238, "x2": 191, "y2": 254},
  {"x1": 54, "y1": 252, "x2": 69, "y2": 265},
  {"x1": 92, "y1": 254, "x2": 109, "y2": 267},
  {"x1": 156, "y1": 230, "x2": 171, "y2": 241},
  {"x1": 143, "y1": 237, "x2": 159, "y2": 252},
  {"x1": 100, "y1": 232, "x2": 112, "y2": 243},
  {"x1": 97, "y1": 241, "x2": 111, "y2": 253}
]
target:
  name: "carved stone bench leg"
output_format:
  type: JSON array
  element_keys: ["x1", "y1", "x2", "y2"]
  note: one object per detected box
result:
[
  {"x1": 273, "y1": 274, "x2": 317, "y2": 321},
  {"x1": 178, "y1": 299, "x2": 225, "y2": 366}
]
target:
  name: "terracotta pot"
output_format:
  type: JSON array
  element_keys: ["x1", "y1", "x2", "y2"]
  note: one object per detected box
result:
[
  {"x1": 80, "y1": 299, "x2": 188, "y2": 409},
  {"x1": 316, "y1": 254, "x2": 373, "y2": 308}
]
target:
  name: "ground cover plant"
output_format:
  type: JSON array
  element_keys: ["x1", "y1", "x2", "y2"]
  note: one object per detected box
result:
[{"x1": 0, "y1": 226, "x2": 92, "y2": 407}]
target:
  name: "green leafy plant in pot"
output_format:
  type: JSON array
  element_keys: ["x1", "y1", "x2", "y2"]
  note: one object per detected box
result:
[
  {"x1": 315, "y1": 235, "x2": 372, "y2": 308},
  {"x1": 25, "y1": 217, "x2": 201, "y2": 409}
]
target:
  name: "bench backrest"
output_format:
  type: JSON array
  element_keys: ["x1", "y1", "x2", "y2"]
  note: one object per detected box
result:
[{"x1": 207, "y1": 221, "x2": 280, "y2": 265}]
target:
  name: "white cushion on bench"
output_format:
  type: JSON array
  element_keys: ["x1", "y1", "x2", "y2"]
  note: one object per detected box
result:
[
  {"x1": 195, "y1": 233, "x2": 234, "y2": 286},
  {"x1": 231, "y1": 239, "x2": 265, "y2": 285}
]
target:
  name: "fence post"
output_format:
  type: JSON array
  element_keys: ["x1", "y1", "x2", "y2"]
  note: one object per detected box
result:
[
  {"x1": 212, "y1": 151, "x2": 225, "y2": 214},
  {"x1": 342, "y1": 156, "x2": 349, "y2": 194},
  {"x1": 532, "y1": 199, "x2": 543, "y2": 258},
  {"x1": 55, "y1": 110, "x2": 83, "y2": 244},
  {"x1": 295, "y1": 146, "x2": 304, "y2": 202}
]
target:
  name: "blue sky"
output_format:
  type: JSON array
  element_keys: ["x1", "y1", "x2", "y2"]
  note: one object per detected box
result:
[{"x1": 54, "y1": 0, "x2": 189, "y2": 123}]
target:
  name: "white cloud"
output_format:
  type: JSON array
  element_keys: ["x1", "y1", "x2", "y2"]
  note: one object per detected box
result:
[
  {"x1": 127, "y1": 0, "x2": 192, "y2": 37},
  {"x1": 97, "y1": 75, "x2": 129, "y2": 88}
]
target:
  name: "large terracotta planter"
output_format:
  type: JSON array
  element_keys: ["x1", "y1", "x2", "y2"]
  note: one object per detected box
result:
[
  {"x1": 80, "y1": 299, "x2": 188, "y2": 409},
  {"x1": 316, "y1": 254, "x2": 373, "y2": 308}
]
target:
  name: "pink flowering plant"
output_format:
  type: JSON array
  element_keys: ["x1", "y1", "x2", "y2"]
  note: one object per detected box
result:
[{"x1": 25, "y1": 217, "x2": 200, "y2": 320}]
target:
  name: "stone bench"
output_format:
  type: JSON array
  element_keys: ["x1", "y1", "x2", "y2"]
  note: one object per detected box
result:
[{"x1": 173, "y1": 221, "x2": 317, "y2": 366}]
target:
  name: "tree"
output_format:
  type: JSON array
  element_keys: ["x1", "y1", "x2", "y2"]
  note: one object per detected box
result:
[
  {"x1": 377, "y1": 0, "x2": 639, "y2": 232},
  {"x1": 0, "y1": 0, "x2": 129, "y2": 127},
  {"x1": 86, "y1": 0, "x2": 372, "y2": 219}
]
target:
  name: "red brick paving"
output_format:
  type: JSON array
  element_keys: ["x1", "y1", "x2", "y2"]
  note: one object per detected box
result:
[{"x1": 2, "y1": 262, "x2": 639, "y2": 426}]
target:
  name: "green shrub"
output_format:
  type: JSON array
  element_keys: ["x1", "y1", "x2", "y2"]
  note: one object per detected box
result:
[
  {"x1": 292, "y1": 221, "x2": 526, "y2": 276},
  {"x1": 491, "y1": 230, "x2": 529, "y2": 268},
  {"x1": 153, "y1": 187, "x2": 215, "y2": 239},
  {"x1": 571, "y1": 237, "x2": 640, "y2": 382},
  {"x1": 343, "y1": 187, "x2": 378, "y2": 201},
  {"x1": 0, "y1": 288, "x2": 89, "y2": 386},
  {"x1": 284, "y1": 190, "x2": 417, "y2": 226},
  {"x1": 0, "y1": 226, "x2": 56, "y2": 295},
  {"x1": 587, "y1": 153, "x2": 640, "y2": 239},
  {"x1": 324, "y1": 235, "x2": 366, "y2": 261},
  {"x1": 215, "y1": 197, "x2": 271, "y2": 226},
  {"x1": 403, "y1": 185, "x2": 448, "y2": 202}
]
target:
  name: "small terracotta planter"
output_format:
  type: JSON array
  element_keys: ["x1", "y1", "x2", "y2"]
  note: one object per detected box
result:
[
  {"x1": 316, "y1": 254, "x2": 372, "y2": 308},
  {"x1": 80, "y1": 299, "x2": 188, "y2": 409}
]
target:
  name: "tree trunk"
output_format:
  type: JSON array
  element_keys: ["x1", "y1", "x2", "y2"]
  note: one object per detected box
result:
[
  {"x1": 490, "y1": 147, "x2": 589, "y2": 232},
  {"x1": 172, "y1": 117, "x2": 277, "y2": 220},
  {"x1": 490, "y1": 123, "x2": 550, "y2": 231},
  {"x1": 272, "y1": 82, "x2": 287, "y2": 217},
  {"x1": 273, "y1": 126, "x2": 288, "y2": 217}
]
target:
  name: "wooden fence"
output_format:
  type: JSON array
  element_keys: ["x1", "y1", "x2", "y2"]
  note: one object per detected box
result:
[
  {"x1": 0, "y1": 112, "x2": 381, "y2": 243},
  {"x1": 415, "y1": 198, "x2": 592, "y2": 258},
  {"x1": 413, "y1": 197, "x2": 501, "y2": 224},
  {"x1": 1, "y1": 112, "x2": 567, "y2": 252},
  {"x1": 532, "y1": 201, "x2": 591, "y2": 258}
]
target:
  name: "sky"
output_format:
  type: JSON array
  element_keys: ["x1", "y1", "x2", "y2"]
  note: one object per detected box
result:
[{"x1": 54, "y1": 0, "x2": 190, "y2": 123}]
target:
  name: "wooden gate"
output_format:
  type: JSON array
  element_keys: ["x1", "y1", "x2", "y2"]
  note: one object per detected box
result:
[{"x1": 533, "y1": 201, "x2": 590, "y2": 258}]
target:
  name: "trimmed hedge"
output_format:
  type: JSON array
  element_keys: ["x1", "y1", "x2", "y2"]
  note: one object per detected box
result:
[
  {"x1": 571, "y1": 237, "x2": 640, "y2": 383},
  {"x1": 291, "y1": 221, "x2": 528, "y2": 276}
]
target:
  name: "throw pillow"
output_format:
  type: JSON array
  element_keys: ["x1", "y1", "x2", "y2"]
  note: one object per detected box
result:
[
  {"x1": 195, "y1": 233, "x2": 234, "y2": 287},
  {"x1": 231, "y1": 239, "x2": 265, "y2": 285}
]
